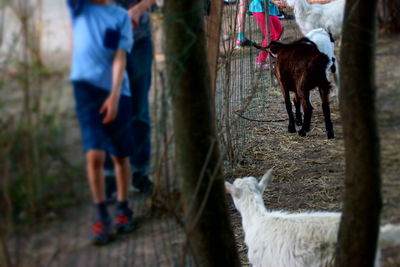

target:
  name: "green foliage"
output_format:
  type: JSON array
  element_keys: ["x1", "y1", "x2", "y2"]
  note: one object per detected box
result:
[
  {"x1": 0, "y1": 113, "x2": 81, "y2": 225},
  {"x1": 0, "y1": 0, "x2": 82, "y2": 228}
]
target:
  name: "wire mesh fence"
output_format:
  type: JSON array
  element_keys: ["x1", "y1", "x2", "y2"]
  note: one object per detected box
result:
[{"x1": 215, "y1": 2, "x2": 302, "y2": 166}]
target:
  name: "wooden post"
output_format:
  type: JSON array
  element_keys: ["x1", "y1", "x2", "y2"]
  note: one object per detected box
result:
[
  {"x1": 334, "y1": 0, "x2": 382, "y2": 265},
  {"x1": 164, "y1": 0, "x2": 241, "y2": 265}
]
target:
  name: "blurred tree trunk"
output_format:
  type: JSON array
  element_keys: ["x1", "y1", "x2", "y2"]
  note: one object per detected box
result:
[
  {"x1": 378, "y1": 0, "x2": 400, "y2": 34},
  {"x1": 335, "y1": 0, "x2": 382, "y2": 266},
  {"x1": 205, "y1": 0, "x2": 223, "y2": 99},
  {"x1": 164, "y1": 0, "x2": 241, "y2": 266}
]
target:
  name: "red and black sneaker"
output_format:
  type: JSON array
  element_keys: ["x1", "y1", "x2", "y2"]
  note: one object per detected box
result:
[
  {"x1": 90, "y1": 219, "x2": 111, "y2": 246},
  {"x1": 115, "y1": 208, "x2": 135, "y2": 234}
]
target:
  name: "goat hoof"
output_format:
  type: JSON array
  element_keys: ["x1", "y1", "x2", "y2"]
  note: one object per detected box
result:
[
  {"x1": 298, "y1": 129, "x2": 307, "y2": 137},
  {"x1": 327, "y1": 132, "x2": 335, "y2": 139},
  {"x1": 288, "y1": 125, "x2": 296, "y2": 133}
]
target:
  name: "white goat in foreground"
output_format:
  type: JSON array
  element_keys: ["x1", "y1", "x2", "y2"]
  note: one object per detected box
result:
[
  {"x1": 306, "y1": 28, "x2": 340, "y2": 98},
  {"x1": 225, "y1": 169, "x2": 400, "y2": 267},
  {"x1": 286, "y1": 0, "x2": 345, "y2": 39}
]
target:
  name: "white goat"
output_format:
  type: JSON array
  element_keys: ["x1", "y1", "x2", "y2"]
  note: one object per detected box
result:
[
  {"x1": 306, "y1": 28, "x2": 340, "y2": 98},
  {"x1": 225, "y1": 169, "x2": 400, "y2": 267},
  {"x1": 286, "y1": 0, "x2": 345, "y2": 39}
]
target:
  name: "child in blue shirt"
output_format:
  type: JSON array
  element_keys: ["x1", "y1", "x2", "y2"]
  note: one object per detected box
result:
[{"x1": 67, "y1": 0, "x2": 134, "y2": 245}]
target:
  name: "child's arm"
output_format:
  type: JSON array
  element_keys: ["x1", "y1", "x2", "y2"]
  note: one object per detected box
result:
[
  {"x1": 270, "y1": 0, "x2": 281, "y2": 6},
  {"x1": 100, "y1": 49, "x2": 127, "y2": 124},
  {"x1": 127, "y1": 0, "x2": 156, "y2": 27},
  {"x1": 271, "y1": 0, "x2": 287, "y2": 9}
]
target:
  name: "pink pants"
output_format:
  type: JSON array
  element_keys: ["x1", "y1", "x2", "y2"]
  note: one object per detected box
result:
[{"x1": 252, "y1": 13, "x2": 283, "y2": 63}]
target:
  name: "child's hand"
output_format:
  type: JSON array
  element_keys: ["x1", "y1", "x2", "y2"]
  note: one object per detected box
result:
[
  {"x1": 271, "y1": 0, "x2": 283, "y2": 7},
  {"x1": 128, "y1": 3, "x2": 146, "y2": 28},
  {"x1": 128, "y1": 0, "x2": 154, "y2": 28},
  {"x1": 128, "y1": 7, "x2": 140, "y2": 28},
  {"x1": 100, "y1": 95, "x2": 119, "y2": 124}
]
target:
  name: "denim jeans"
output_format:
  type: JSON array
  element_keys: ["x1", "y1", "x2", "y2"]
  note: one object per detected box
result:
[{"x1": 104, "y1": 35, "x2": 153, "y2": 176}]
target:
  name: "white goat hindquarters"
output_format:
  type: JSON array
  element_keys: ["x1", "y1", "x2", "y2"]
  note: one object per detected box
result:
[
  {"x1": 246, "y1": 212, "x2": 340, "y2": 267},
  {"x1": 305, "y1": 29, "x2": 335, "y2": 72},
  {"x1": 306, "y1": 28, "x2": 340, "y2": 100}
]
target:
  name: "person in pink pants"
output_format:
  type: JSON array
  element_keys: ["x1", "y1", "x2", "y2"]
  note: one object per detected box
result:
[{"x1": 250, "y1": 0, "x2": 284, "y2": 69}]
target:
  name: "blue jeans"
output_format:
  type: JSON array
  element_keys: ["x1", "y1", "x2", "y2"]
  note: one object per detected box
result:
[{"x1": 105, "y1": 35, "x2": 153, "y2": 176}]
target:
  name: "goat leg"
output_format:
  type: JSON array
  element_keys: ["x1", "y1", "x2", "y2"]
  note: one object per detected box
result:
[
  {"x1": 319, "y1": 87, "x2": 335, "y2": 139},
  {"x1": 298, "y1": 94, "x2": 313, "y2": 137},
  {"x1": 284, "y1": 93, "x2": 296, "y2": 133},
  {"x1": 322, "y1": 100, "x2": 335, "y2": 139},
  {"x1": 293, "y1": 96, "x2": 303, "y2": 126}
]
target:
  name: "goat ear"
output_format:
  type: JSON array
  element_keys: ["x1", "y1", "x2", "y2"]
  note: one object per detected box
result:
[
  {"x1": 225, "y1": 181, "x2": 234, "y2": 194},
  {"x1": 258, "y1": 168, "x2": 273, "y2": 192},
  {"x1": 268, "y1": 42, "x2": 281, "y2": 56},
  {"x1": 225, "y1": 181, "x2": 242, "y2": 198}
]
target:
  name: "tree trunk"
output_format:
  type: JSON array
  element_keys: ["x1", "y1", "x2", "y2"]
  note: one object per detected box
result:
[
  {"x1": 378, "y1": 0, "x2": 400, "y2": 34},
  {"x1": 335, "y1": 1, "x2": 382, "y2": 266},
  {"x1": 164, "y1": 0, "x2": 241, "y2": 266},
  {"x1": 205, "y1": 0, "x2": 223, "y2": 98}
]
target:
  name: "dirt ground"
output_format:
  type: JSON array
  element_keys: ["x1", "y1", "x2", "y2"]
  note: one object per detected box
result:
[{"x1": 226, "y1": 26, "x2": 400, "y2": 266}]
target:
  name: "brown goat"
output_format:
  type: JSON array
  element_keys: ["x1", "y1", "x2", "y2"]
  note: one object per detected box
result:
[{"x1": 267, "y1": 38, "x2": 335, "y2": 139}]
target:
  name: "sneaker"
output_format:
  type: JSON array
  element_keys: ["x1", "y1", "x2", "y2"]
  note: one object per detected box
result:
[
  {"x1": 132, "y1": 172, "x2": 154, "y2": 195},
  {"x1": 255, "y1": 62, "x2": 270, "y2": 70},
  {"x1": 235, "y1": 38, "x2": 252, "y2": 48},
  {"x1": 91, "y1": 219, "x2": 111, "y2": 246},
  {"x1": 115, "y1": 208, "x2": 135, "y2": 234}
]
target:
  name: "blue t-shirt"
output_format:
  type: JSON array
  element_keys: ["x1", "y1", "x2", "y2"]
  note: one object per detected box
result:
[
  {"x1": 249, "y1": 0, "x2": 280, "y2": 15},
  {"x1": 67, "y1": 0, "x2": 133, "y2": 96}
]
